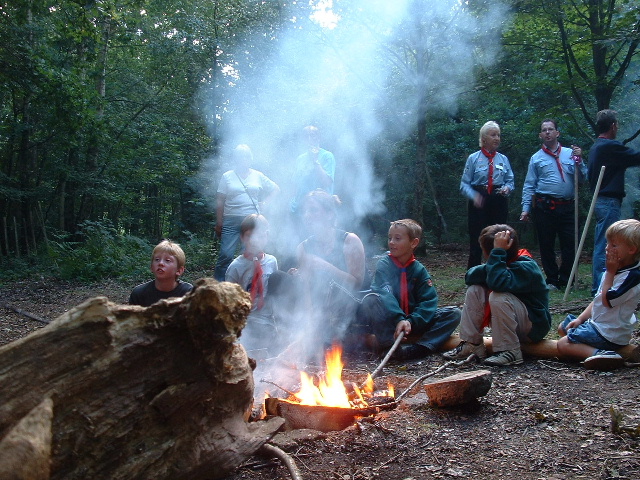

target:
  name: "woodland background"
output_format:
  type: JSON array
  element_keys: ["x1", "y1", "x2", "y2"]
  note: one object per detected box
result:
[{"x1": 1, "y1": 0, "x2": 640, "y2": 282}]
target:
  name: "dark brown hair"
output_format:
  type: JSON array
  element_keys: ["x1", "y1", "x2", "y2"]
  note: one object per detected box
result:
[{"x1": 478, "y1": 224, "x2": 519, "y2": 260}]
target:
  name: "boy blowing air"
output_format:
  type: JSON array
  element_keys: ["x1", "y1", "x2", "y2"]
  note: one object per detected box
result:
[
  {"x1": 558, "y1": 219, "x2": 640, "y2": 370},
  {"x1": 129, "y1": 240, "x2": 193, "y2": 307},
  {"x1": 226, "y1": 214, "x2": 280, "y2": 356},
  {"x1": 363, "y1": 219, "x2": 461, "y2": 360}
]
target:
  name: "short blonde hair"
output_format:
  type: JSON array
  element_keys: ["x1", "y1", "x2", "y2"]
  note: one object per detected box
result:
[
  {"x1": 479, "y1": 121, "x2": 500, "y2": 148},
  {"x1": 152, "y1": 240, "x2": 186, "y2": 269},
  {"x1": 390, "y1": 219, "x2": 422, "y2": 241},
  {"x1": 606, "y1": 219, "x2": 640, "y2": 261}
]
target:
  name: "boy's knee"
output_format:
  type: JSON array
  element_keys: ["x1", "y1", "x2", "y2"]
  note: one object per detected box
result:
[
  {"x1": 436, "y1": 306, "x2": 461, "y2": 326},
  {"x1": 557, "y1": 336, "x2": 571, "y2": 354},
  {"x1": 558, "y1": 314, "x2": 574, "y2": 337},
  {"x1": 557, "y1": 323, "x2": 566, "y2": 337}
]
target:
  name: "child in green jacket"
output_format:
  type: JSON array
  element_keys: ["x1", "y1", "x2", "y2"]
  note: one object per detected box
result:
[
  {"x1": 363, "y1": 219, "x2": 461, "y2": 360},
  {"x1": 444, "y1": 224, "x2": 551, "y2": 366}
]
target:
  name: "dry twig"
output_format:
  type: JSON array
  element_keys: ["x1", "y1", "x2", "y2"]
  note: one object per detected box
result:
[
  {"x1": 259, "y1": 443, "x2": 304, "y2": 480},
  {"x1": 1, "y1": 303, "x2": 50, "y2": 324}
]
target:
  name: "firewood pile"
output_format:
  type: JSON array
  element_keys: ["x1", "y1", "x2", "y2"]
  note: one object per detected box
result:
[{"x1": 0, "y1": 278, "x2": 284, "y2": 480}]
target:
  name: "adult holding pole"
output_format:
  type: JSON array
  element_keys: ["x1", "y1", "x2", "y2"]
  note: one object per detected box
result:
[
  {"x1": 519, "y1": 119, "x2": 585, "y2": 290},
  {"x1": 587, "y1": 110, "x2": 640, "y2": 295}
]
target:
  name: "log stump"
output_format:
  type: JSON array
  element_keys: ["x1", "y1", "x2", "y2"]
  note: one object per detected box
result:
[
  {"x1": 424, "y1": 370, "x2": 493, "y2": 407},
  {"x1": 0, "y1": 278, "x2": 284, "y2": 480}
]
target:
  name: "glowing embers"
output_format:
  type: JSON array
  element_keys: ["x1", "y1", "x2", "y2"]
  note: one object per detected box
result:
[{"x1": 264, "y1": 344, "x2": 396, "y2": 431}]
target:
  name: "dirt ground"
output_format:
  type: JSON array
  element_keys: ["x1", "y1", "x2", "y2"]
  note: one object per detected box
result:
[{"x1": 1, "y1": 249, "x2": 639, "y2": 480}]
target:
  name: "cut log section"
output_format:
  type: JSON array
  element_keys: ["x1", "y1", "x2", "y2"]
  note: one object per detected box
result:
[
  {"x1": 0, "y1": 279, "x2": 284, "y2": 480},
  {"x1": 424, "y1": 370, "x2": 493, "y2": 407},
  {"x1": 264, "y1": 398, "x2": 395, "y2": 432}
]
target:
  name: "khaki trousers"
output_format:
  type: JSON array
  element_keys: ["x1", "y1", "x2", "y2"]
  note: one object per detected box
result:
[{"x1": 459, "y1": 284, "x2": 533, "y2": 352}]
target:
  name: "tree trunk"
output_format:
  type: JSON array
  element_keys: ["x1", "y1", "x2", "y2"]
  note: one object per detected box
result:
[{"x1": 0, "y1": 279, "x2": 284, "y2": 479}]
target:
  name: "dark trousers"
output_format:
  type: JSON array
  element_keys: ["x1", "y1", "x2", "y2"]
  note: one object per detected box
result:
[
  {"x1": 533, "y1": 201, "x2": 575, "y2": 287},
  {"x1": 358, "y1": 294, "x2": 461, "y2": 352},
  {"x1": 467, "y1": 194, "x2": 509, "y2": 269}
]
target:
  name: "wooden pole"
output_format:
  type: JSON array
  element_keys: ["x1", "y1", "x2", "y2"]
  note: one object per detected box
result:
[
  {"x1": 563, "y1": 165, "x2": 605, "y2": 301},
  {"x1": 573, "y1": 156, "x2": 579, "y2": 292}
]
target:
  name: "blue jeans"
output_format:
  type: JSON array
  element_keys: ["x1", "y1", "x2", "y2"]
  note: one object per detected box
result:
[
  {"x1": 592, "y1": 197, "x2": 621, "y2": 294},
  {"x1": 560, "y1": 314, "x2": 623, "y2": 350},
  {"x1": 360, "y1": 294, "x2": 461, "y2": 352},
  {"x1": 214, "y1": 215, "x2": 245, "y2": 281}
]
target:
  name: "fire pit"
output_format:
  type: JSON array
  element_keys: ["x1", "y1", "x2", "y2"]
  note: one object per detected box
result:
[
  {"x1": 263, "y1": 345, "x2": 396, "y2": 431},
  {"x1": 264, "y1": 397, "x2": 389, "y2": 432}
]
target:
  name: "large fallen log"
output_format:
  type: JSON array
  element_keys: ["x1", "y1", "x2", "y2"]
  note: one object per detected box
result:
[{"x1": 0, "y1": 278, "x2": 284, "y2": 480}]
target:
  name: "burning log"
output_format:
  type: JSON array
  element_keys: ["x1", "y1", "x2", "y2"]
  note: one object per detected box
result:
[
  {"x1": 264, "y1": 397, "x2": 395, "y2": 432},
  {"x1": 0, "y1": 279, "x2": 284, "y2": 480}
]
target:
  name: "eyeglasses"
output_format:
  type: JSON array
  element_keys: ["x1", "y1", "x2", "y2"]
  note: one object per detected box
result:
[{"x1": 541, "y1": 128, "x2": 556, "y2": 133}]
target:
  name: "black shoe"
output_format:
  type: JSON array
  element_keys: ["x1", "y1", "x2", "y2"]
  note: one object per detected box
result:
[{"x1": 392, "y1": 344, "x2": 431, "y2": 361}]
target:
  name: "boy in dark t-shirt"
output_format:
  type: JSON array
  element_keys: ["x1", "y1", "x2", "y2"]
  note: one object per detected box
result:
[{"x1": 129, "y1": 240, "x2": 193, "y2": 307}]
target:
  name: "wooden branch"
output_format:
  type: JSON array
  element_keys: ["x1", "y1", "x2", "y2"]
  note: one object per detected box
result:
[
  {"x1": 259, "y1": 443, "x2": 304, "y2": 480},
  {"x1": 1, "y1": 303, "x2": 50, "y2": 324}
]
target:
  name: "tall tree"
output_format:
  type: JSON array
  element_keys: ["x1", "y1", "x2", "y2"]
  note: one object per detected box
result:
[{"x1": 504, "y1": 0, "x2": 640, "y2": 137}]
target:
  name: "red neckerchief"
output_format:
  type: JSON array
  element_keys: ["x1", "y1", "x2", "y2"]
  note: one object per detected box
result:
[
  {"x1": 389, "y1": 253, "x2": 416, "y2": 315},
  {"x1": 481, "y1": 148, "x2": 496, "y2": 193},
  {"x1": 541, "y1": 143, "x2": 565, "y2": 182},
  {"x1": 244, "y1": 251, "x2": 265, "y2": 309},
  {"x1": 481, "y1": 248, "x2": 532, "y2": 328}
]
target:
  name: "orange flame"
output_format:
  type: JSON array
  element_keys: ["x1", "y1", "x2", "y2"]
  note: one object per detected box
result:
[{"x1": 289, "y1": 344, "x2": 393, "y2": 408}]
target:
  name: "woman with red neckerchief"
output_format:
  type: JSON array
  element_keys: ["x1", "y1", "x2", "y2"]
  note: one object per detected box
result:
[{"x1": 460, "y1": 121, "x2": 515, "y2": 269}]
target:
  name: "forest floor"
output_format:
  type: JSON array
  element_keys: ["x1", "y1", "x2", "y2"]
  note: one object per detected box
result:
[{"x1": 1, "y1": 246, "x2": 639, "y2": 480}]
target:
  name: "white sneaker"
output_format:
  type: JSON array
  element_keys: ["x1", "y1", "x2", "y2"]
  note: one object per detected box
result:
[{"x1": 442, "y1": 341, "x2": 487, "y2": 361}]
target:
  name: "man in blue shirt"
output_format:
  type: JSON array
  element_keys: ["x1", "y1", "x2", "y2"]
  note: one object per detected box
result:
[
  {"x1": 587, "y1": 110, "x2": 640, "y2": 295},
  {"x1": 520, "y1": 119, "x2": 585, "y2": 289}
]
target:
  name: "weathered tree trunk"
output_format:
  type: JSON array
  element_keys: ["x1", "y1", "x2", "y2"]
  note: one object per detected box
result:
[{"x1": 0, "y1": 278, "x2": 284, "y2": 479}]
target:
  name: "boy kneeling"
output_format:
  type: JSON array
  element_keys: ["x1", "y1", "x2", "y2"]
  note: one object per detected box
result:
[
  {"x1": 444, "y1": 224, "x2": 551, "y2": 366},
  {"x1": 558, "y1": 219, "x2": 640, "y2": 371},
  {"x1": 361, "y1": 219, "x2": 461, "y2": 360}
]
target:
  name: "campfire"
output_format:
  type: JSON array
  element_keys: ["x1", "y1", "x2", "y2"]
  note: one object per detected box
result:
[{"x1": 264, "y1": 344, "x2": 397, "y2": 431}]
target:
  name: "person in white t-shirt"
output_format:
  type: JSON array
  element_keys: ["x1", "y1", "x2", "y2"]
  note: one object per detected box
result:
[{"x1": 214, "y1": 145, "x2": 279, "y2": 281}]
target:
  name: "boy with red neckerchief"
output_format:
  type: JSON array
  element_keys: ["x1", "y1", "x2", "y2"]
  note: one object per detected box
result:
[
  {"x1": 365, "y1": 219, "x2": 461, "y2": 361},
  {"x1": 443, "y1": 224, "x2": 551, "y2": 366},
  {"x1": 226, "y1": 214, "x2": 279, "y2": 356}
]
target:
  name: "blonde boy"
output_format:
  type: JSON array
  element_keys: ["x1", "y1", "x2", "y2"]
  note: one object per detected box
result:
[
  {"x1": 129, "y1": 240, "x2": 193, "y2": 307},
  {"x1": 364, "y1": 219, "x2": 460, "y2": 360},
  {"x1": 558, "y1": 219, "x2": 640, "y2": 370}
]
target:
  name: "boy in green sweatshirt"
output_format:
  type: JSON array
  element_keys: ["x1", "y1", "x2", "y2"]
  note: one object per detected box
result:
[
  {"x1": 363, "y1": 219, "x2": 461, "y2": 360},
  {"x1": 444, "y1": 224, "x2": 551, "y2": 366}
]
